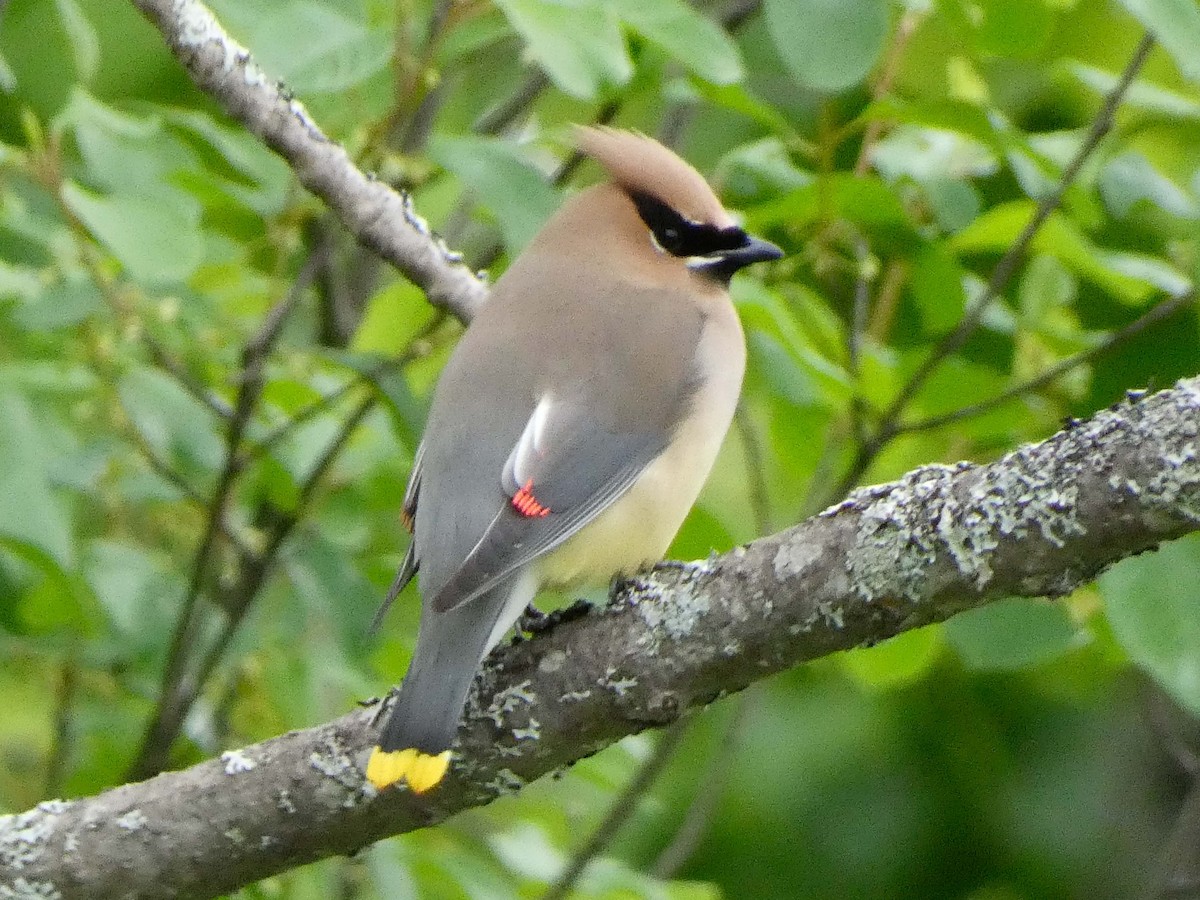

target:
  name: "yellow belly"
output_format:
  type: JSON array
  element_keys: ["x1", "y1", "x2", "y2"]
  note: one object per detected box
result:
[
  {"x1": 535, "y1": 449, "x2": 702, "y2": 587},
  {"x1": 535, "y1": 306, "x2": 744, "y2": 588}
]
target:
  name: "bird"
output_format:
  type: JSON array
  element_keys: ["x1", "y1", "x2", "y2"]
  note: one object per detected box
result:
[{"x1": 366, "y1": 126, "x2": 782, "y2": 793}]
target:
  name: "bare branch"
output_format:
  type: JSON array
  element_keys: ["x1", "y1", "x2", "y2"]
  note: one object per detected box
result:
[
  {"x1": 542, "y1": 717, "x2": 692, "y2": 900},
  {"x1": 5, "y1": 374, "x2": 1198, "y2": 899},
  {"x1": 899, "y1": 290, "x2": 1197, "y2": 435},
  {"x1": 129, "y1": 0, "x2": 488, "y2": 324},
  {"x1": 832, "y1": 32, "x2": 1157, "y2": 497}
]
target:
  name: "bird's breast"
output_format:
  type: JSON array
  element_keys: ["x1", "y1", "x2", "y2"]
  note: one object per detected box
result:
[{"x1": 536, "y1": 302, "x2": 745, "y2": 588}]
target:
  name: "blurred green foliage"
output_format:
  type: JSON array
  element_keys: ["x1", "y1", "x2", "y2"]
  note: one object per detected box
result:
[{"x1": 1, "y1": 0, "x2": 1199, "y2": 897}]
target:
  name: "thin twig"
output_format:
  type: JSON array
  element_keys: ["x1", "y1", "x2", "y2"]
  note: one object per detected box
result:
[
  {"x1": 847, "y1": 235, "x2": 873, "y2": 447},
  {"x1": 42, "y1": 656, "x2": 77, "y2": 798},
  {"x1": 830, "y1": 32, "x2": 1156, "y2": 498},
  {"x1": 128, "y1": 261, "x2": 318, "y2": 780},
  {"x1": 142, "y1": 336, "x2": 234, "y2": 420},
  {"x1": 473, "y1": 71, "x2": 551, "y2": 135},
  {"x1": 243, "y1": 310, "x2": 445, "y2": 462},
  {"x1": 736, "y1": 406, "x2": 772, "y2": 536},
  {"x1": 899, "y1": 291, "x2": 1197, "y2": 434},
  {"x1": 651, "y1": 691, "x2": 757, "y2": 878},
  {"x1": 196, "y1": 395, "x2": 376, "y2": 692},
  {"x1": 542, "y1": 716, "x2": 693, "y2": 900},
  {"x1": 853, "y1": 10, "x2": 921, "y2": 178}
]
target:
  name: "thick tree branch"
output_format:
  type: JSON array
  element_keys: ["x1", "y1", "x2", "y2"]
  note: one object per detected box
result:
[
  {"x1": 4, "y1": 376, "x2": 1198, "y2": 898},
  {"x1": 129, "y1": 0, "x2": 488, "y2": 323}
]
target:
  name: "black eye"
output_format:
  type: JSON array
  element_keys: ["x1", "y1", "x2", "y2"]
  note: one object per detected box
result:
[{"x1": 629, "y1": 191, "x2": 746, "y2": 259}]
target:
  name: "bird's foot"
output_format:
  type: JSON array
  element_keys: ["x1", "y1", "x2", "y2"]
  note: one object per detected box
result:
[
  {"x1": 518, "y1": 602, "x2": 549, "y2": 635},
  {"x1": 519, "y1": 599, "x2": 593, "y2": 636},
  {"x1": 365, "y1": 686, "x2": 399, "y2": 726}
]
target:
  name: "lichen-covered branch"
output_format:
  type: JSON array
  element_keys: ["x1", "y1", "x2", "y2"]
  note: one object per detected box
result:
[
  {"x1": 129, "y1": 0, "x2": 488, "y2": 323},
  {"x1": 4, "y1": 376, "x2": 1199, "y2": 899}
]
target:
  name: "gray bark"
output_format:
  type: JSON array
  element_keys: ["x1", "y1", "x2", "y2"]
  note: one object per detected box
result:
[{"x1": 3, "y1": 375, "x2": 1198, "y2": 899}]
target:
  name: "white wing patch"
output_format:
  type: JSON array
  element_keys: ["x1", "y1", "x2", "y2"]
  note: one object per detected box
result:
[{"x1": 505, "y1": 394, "x2": 554, "y2": 488}]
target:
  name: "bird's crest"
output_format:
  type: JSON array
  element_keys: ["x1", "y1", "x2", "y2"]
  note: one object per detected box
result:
[{"x1": 575, "y1": 126, "x2": 734, "y2": 229}]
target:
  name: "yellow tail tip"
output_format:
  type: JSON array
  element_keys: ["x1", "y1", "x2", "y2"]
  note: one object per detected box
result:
[{"x1": 366, "y1": 746, "x2": 451, "y2": 793}]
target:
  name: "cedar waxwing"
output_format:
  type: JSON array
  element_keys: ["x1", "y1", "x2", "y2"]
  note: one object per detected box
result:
[{"x1": 366, "y1": 126, "x2": 782, "y2": 793}]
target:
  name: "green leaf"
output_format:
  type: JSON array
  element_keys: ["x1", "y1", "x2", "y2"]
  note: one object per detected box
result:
[
  {"x1": 752, "y1": 175, "x2": 917, "y2": 241},
  {"x1": 13, "y1": 279, "x2": 103, "y2": 331},
  {"x1": 117, "y1": 367, "x2": 224, "y2": 478},
  {"x1": 764, "y1": 0, "x2": 890, "y2": 93},
  {"x1": 429, "y1": 134, "x2": 559, "y2": 252},
  {"x1": 58, "y1": 90, "x2": 171, "y2": 196},
  {"x1": 85, "y1": 541, "x2": 179, "y2": 653},
  {"x1": 0, "y1": 385, "x2": 74, "y2": 567},
  {"x1": 950, "y1": 201, "x2": 1157, "y2": 304},
  {"x1": 841, "y1": 625, "x2": 943, "y2": 689},
  {"x1": 687, "y1": 84, "x2": 802, "y2": 143},
  {"x1": 54, "y1": 0, "x2": 99, "y2": 83},
  {"x1": 607, "y1": 0, "x2": 743, "y2": 84},
  {"x1": 0, "y1": 52, "x2": 15, "y2": 93},
  {"x1": 163, "y1": 109, "x2": 292, "y2": 217},
  {"x1": 1070, "y1": 62, "x2": 1200, "y2": 120},
  {"x1": 1019, "y1": 254, "x2": 1076, "y2": 324},
  {"x1": 351, "y1": 282, "x2": 436, "y2": 356},
  {"x1": 325, "y1": 349, "x2": 427, "y2": 447},
  {"x1": 944, "y1": 598, "x2": 1081, "y2": 671},
  {"x1": 61, "y1": 181, "x2": 203, "y2": 285},
  {"x1": 974, "y1": 0, "x2": 1052, "y2": 58},
  {"x1": 1099, "y1": 151, "x2": 1198, "y2": 219},
  {"x1": 212, "y1": 0, "x2": 390, "y2": 94},
  {"x1": 1102, "y1": 534, "x2": 1200, "y2": 715},
  {"x1": 1115, "y1": 0, "x2": 1200, "y2": 84},
  {"x1": 734, "y1": 279, "x2": 851, "y2": 405},
  {"x1": 910, "y1": 245, "x2": 967, "y2": 333},
  {"x1": 925, "y1": 178, "x2": 982, "y2": 234},
  {"x1": 493, "y1": 0, "x2": 632, "y2": 99}
]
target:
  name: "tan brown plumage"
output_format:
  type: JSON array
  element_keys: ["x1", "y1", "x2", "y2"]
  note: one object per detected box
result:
[
  {"x1": 574, "y1": 126, "x2": 735, "y2": 228},
  {"x1": 367, "y1": 126, "x2": 782, "y2": 794}
]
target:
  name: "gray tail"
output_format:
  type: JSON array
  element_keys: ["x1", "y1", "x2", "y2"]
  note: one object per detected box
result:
[{"x1": 378, "y1": 583, "x2": 523, "y2": 754}]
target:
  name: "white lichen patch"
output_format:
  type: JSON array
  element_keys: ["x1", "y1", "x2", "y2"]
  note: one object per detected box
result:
[
  {"x1": 538, "y1": 650, "x2": 567, "y2": 674},
  {"x1": 601, "y1": 667, "x2": 638, "y2": 697},
  {"x1": 559, "y1": 689, "x2": 592, "y2": 703},
  {"x1": 845, "y1": 464, "x2": 966, "y2": 603},
  {"x1": 485, "y1": 680, "x2": 536, "y2": 727},
  {"x1": 223, "y1": 827, "x2": 246, "y2": 845},
  {"x1": 0, "y1": 801, "x2": 70, "y2": 870},
  {"x1": 402, "y1": 192, "x2": 431, "y2": 237},
  {"x1": 773, "y1": 539, "x2": 823, "y2": 579},
  {"x1": 309, "y1": 736, "x2": 366, "y2": 807},
  {"x1": 485, "y1": 769, "x2": 526, "y2": 796},
  {"x1": 511, "y1": 718, "x2": 541, "y2": 742},
  {"x1": 0, "y1": 877, "x2": 62, "y2": 899},
  {"x1": 277, "y1": 790, "x2": 296, "y2": 814},
  {"x1": 221, "y1": 749, "x2": 256, "y2": 775},
  {"x1": 174, "y1": 0, "x2": 242, "y2": 63},
  {"x1": 115, "y1": 809, "x2": 148, "y2": 832},
  {"x1": 635, "y1": 589, "x2": 710, "y2": 650},
  {"x1": 1147, "y1": 441, "x2": 1200, "y2": 522},
  {"x1": 845, "y1": 377, "x2": 1200, "y2": 606}
]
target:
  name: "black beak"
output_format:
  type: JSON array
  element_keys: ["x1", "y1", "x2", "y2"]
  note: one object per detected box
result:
[
  {"x1": 692, "y1": 232, "x2": 784, "y2": 283},
  {"x1": 725, "y1": 234, "x2": 784, "y2": 267}
]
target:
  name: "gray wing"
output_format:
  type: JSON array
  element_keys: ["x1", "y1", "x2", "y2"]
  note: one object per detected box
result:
[
  {"x1": 428, "y1": 416, "x2": 674, "y2": 613},
  {"x1": 407, "y1": 271, "x2": 706, "y2": 616},
  {"x1": 369, "y1": 441, "x2": 424, "y2": 632}
]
